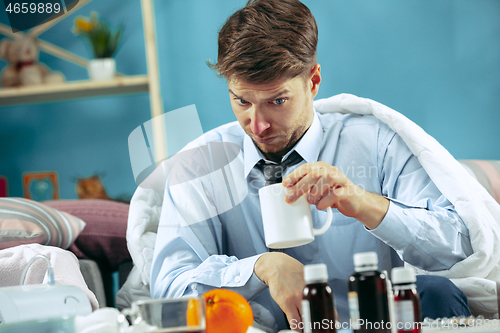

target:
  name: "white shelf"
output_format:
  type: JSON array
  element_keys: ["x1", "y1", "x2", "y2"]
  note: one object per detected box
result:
[
  {"x1": 0, "y1": 75, "x2": 149, "y2": 107},
  {"x1": 0, "y1": 0, "x2": 166, "y2": 164}
]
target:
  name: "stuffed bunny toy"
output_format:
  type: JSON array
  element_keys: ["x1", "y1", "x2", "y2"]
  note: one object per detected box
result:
[{"x1": 0, "y1": 37, "x2": 65, "y2": 88}]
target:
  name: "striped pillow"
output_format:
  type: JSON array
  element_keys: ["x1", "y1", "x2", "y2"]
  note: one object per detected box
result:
[
  {"x1": 0, "y1": 197, "x2": 86, "y2": 250},
  {"x1": 459, "y1": 160, "x2": 500, "y2": 205}
]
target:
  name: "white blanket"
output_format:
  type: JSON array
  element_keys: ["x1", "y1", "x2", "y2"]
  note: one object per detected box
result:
[
  {"x1": 116, "y1": 187, "x2": 163, "y2": 310},
  {"x1": 0, "y1": 243, "x2": 99, "y2": 310},
  {"x1": 313, "y1": 93, "x2": 500, "y2": 317}
]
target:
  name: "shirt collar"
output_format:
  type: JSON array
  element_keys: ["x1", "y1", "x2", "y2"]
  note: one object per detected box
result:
[{"x1": 243, "y1": 111, "x2": 323, "y2": 177}]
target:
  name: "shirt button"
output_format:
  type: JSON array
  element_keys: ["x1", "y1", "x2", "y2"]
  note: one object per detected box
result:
[
  {"x1": 403, "y1": 209, "x2": 410, "y2": 215},
  {"x1": 235, "y1": 275, "x2": 241, "y2": 283},
  {"x1": 191, "y1": 283, "x2": 197, "y2": 291}
]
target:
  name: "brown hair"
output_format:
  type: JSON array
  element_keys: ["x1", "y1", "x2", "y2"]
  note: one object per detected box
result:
[{"x1": 210, "y1": 0, "x2": 318, "y2": 84}]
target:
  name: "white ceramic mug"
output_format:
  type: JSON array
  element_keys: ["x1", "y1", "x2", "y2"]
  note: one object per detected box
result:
[{"x1": 259, "y1": 183, "x2": 333, "y2": 249}]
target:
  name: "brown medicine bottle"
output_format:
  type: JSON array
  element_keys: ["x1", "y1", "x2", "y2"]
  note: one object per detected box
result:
[
  {"x1": 301, "y1": 264, "x2": 337, "y2": 333},
  {"x1": 391, "y1": 267, "x2": 421, "y2": 333},
  {"x1": 348, "y1": 252, "x2": 391, "y2": 333}
]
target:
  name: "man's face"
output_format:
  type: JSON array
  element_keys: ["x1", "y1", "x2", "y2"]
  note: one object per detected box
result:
[{"x1": 228, "y1": 65, "x2": 321, "y2": 162}]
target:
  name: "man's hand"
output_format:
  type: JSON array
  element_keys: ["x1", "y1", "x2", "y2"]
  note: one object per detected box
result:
[
  {"x1": 283, "y1": 161, "x2": 390, "y2": 229},
  {"x1": 254, "y1": 252, "x2": 305, "y2": 328}
]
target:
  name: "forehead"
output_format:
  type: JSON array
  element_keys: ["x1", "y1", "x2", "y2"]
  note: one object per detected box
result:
[{"x1": 228, "y1": 76, "x2": 305, "y2": 96}]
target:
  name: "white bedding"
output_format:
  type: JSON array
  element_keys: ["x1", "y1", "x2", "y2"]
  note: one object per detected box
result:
[{"x1": 0, "y1": 243, "x2": 99, "y2": 310}]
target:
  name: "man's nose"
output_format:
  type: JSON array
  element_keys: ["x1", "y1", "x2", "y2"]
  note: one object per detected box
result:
[{"x1": 249, "y1": 106, "x2": 271, "y2": 136}]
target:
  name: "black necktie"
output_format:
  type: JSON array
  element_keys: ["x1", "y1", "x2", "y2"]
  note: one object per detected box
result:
[{"x1": 258, "y1": 151, "x2": 303, "y2": 186}]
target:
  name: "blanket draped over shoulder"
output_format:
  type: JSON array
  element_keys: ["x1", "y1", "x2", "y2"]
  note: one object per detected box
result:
[{"x1": 314, "y1": 93, "x2": 500, "y2": 317}]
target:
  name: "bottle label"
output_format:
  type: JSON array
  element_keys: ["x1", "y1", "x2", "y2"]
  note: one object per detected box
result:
[
  {"x1": 395, "y1": 300, "x2": 414, "y2": 331},
  {"x1": 348, "y1": 291, "x2": 360, "y2": 329},
  {"x1": 301, "y1": 299, "x2": 312, "y2": 333}
]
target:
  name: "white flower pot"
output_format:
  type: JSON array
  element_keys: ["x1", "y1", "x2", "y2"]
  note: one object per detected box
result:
[{"x1": 88, "y1": 58, "x2": 116, "y2": 81}]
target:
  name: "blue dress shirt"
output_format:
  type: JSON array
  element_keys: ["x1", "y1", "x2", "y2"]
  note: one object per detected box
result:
[{"x1": 150, "y1": 111, "x2": 472, "y2": 330}]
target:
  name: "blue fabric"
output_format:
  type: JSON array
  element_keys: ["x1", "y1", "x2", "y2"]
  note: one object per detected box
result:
[
  {"x1": 416, "y1": 275, "x2": 471, "y2": 319},
  {"x1": 150, "y1": 111, "x2": 473, "y2": 330}
]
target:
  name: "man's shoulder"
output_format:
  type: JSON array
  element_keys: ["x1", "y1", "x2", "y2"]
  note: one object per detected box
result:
[
  {"x1": 317, "y1": 112, "x2": 396, "y2": 149},
  {"x1": 318, "y1": 112, "x2": 391, "y2": 131}
]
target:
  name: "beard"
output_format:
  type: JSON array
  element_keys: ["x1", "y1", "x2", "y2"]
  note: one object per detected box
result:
[{"x1": 250, "y1": 122, "x2": 309, "y2": 159}]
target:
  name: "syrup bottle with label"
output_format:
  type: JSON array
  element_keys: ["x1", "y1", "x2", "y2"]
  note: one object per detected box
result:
[
  {"x1": 301, "y1": 263, "x2": 337, "y2": 333},
  {"x1": 391, "y1": 267, "x2": 421, "y2": 333},
  {"x1": 348, "y1": 252, "x2": 391, "y2": 333}
]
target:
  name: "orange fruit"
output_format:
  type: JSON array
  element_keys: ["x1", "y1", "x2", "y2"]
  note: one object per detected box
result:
[
  {"x1": 186, "y1": 298, "x2": 200, "y2": 326},
  {"x1": 203, "y1": 288, "x2": 254, "y2": 333}
]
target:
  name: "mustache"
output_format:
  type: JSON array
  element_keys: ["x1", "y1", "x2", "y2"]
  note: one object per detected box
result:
[{"x1": 250, "y1": 130, "x2": 291, "y2": 141}]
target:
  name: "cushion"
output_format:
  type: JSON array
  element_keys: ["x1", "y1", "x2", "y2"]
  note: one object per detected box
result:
[
  {"x1": 459, "y1": 160, "x2": 500, "y2": 205},
  {"x1": 0, "y1": 197, "x2": 86, "y2": 250},
  {"x1": 43, "y1": 199, "x2": 131, "y2": 271}
]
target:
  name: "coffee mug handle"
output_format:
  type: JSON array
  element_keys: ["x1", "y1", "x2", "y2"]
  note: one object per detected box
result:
[{"x1": 312, "y1": 207, "x2": 332, "y2": 236}]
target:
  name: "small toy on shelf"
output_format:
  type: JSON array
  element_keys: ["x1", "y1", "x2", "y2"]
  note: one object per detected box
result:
[
  {"x1": 75, "y1": 174, "x2": 111, "y2": 200},
  {"x1": 0, "y1": 37, "x2": 65, "y2": 88},
  {"x1": 75, "y1": 174, "x2": 130, "y2": 203}
]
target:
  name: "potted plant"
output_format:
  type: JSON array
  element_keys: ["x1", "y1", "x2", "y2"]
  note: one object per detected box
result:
[{"x1": 73, "y1": 12, "x2": 122, "y2": 81}]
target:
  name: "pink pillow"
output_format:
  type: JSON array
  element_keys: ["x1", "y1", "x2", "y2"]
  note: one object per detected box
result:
[
  {"x1": 43, "y1": 199, "x2": 131, "y2": 271},
  {"x1": 0, "y1": 197, "x2": 85, "y2": 250},
  {"x1": 459, "y1": 160, "x2": 500, "y2": 205}
]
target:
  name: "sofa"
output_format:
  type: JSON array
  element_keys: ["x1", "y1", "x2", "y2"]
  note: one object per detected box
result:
[
  {"x1": 0, "y1": 198, "x2": 131, "y2": 308},
  {"x1": 43, "y1": 199, "x2": 133, "y2": 308}
]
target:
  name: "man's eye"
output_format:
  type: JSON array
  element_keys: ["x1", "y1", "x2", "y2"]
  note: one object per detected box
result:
[
  {"x1": 272, "y1": 98, "x2": 286, "y2": 105},
  {"x1": 236, "y1": 98, "x2": 248, "y2": 105}
]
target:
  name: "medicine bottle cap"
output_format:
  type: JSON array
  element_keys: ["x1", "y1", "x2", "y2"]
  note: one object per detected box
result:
[
  {"x1": 304, "y1": 264, "x2": 328, "y2": 283},
  {"x1": 391, "y1": 267, "x2": 416, "y2": 284},
  {"x1": 353, "y1": 252, "x2": 378, "y2": 267}
]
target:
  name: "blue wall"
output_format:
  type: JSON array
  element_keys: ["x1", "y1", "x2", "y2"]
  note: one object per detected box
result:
[{"x1": 1, "y1": 0, "x2": 499, "y2": 199}]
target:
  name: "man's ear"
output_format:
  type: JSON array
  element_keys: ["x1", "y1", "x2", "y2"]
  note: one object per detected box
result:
[{"x1": 309, "y1": 64, "x2": 321, "y2": 98}]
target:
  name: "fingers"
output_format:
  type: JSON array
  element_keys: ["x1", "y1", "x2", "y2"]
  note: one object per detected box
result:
[
  {"x1": 282, "y1": 163, "x2": 309, "y2": 187},
  {"x1": 284, "y1": 162, "x2": 343, "y2": 205},
  {"x1": 284, "y1": 305, "x2": 302, "y2": 333},
  {"x1": 263, "y1": 254, "x2": 305, "y2": 331},
  {"x1": 316, "y1": 184, "x2": 344, "y2": 210},
  {"x1": 280, "y1": 291, "x2": 303, "y2": 332},
  {"x1": 285, "y1": 170, "x2": 321, "y2": 203},
  {"x1": 307, "y1": 173, "x2": 339, "y2": 206}
]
